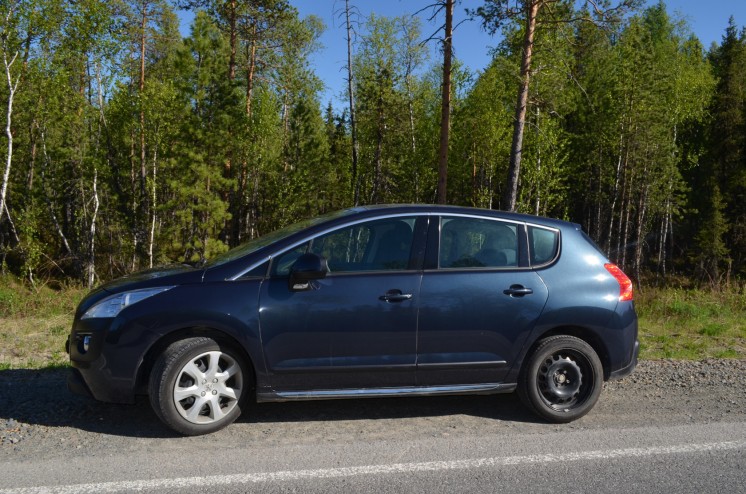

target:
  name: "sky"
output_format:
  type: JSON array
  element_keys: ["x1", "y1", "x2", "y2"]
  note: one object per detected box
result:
[{"x1": 179, "y1": 1, "x2": 746, "y2": 108}]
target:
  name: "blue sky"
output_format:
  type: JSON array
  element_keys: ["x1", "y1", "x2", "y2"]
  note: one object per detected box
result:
[{"x1": 179, "y1": 1, "x2": 746, "y2": 107}]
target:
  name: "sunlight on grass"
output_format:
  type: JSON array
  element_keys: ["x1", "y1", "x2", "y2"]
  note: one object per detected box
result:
[
  {"x1": 636, "y1": 286, "x2": 746, "y2": 360},
  {"x1": 0, "y1": 276, "x2": 85, "y2": 370}
]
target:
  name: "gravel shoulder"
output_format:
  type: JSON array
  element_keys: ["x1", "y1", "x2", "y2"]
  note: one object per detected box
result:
[{"x1": 2, "y1": 359, "x2": 745, "y2": 461}]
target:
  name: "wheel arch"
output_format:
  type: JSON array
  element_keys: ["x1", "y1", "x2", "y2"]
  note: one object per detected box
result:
[
  {"x1": 526, "y1": 326, "x2": 612, "y2": 380},
  {"x1": 135, "y1": 327, "x2": 257, "y2": 396}
]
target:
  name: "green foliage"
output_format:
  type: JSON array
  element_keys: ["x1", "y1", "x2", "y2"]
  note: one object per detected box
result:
[
  {"x1": 695, "y1": 183, "x2": 730, "y2": 284},
  {"x1": 699, "y1": 323, "x2": 727, "y2": 337},
  {"x1": 0, "y1": 275, "x2": 86, "y2": 369},
  {"x1": 450, "y1": 57, "x2": 512, "y2": 208},
  {"x1": 636, "y1": 286, "x2": 746, "y2": 359},
  {"x1": 698, "y1": 18, "x2": 746, "y2": 278},
  {"x1": 0, "y1": 0, "x2": 743, "y2": 292}
]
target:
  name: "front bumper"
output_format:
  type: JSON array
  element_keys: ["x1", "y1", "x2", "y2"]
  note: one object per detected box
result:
[
  {"x1": 67, "y1": 367, "x2": 94, "y2": 399},
  {"x1": 67, "y1": 320, "x2": 139, "y2": 404}
]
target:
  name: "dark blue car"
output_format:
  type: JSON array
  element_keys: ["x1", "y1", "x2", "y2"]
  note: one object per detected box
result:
[{"x1": 67, "y1": 205, "x2": 638, "y2": 435}]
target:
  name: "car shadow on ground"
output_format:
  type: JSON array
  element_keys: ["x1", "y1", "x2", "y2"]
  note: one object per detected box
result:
[
  {"x1": 0, "y1": 369, "x2": 541, "y2": 439},
  {"x1": 244, "y1": 392, "x2": 535, "y2": 426}
]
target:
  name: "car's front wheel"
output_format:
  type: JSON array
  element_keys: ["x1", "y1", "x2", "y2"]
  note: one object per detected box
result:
[
  {"x1": 149, "y1": 337, "x2": 250, "y2": 435},
  {"x1": 518, "y1": 335, "x2": 603, "y2": 423}
]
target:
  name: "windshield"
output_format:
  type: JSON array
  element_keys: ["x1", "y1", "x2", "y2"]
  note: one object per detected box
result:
[{"x1": 204, "y1": 209, "x2": 358, "y2": 268}]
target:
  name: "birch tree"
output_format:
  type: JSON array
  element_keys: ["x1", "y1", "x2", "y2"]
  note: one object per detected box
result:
[{"x1": 0, "y1": 3, "x2": 22, "y2": 234}]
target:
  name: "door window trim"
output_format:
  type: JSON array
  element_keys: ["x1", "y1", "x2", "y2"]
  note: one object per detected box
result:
[
  {"x1": 228, "y1": 212, "x2": 557, "y2": 280},
  {"x1": 231, "y1": 213, "x2": 430, "y2": 280}
]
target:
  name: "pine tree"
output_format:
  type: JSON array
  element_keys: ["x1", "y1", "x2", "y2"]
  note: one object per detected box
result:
[{"x1": 705, "y1": 18, "x2": 746, "y2": 276}]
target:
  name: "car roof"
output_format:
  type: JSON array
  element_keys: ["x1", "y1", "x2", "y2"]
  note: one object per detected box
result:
[{"x1": 351, "y1": 204, "x2": 576, "y2": 230}]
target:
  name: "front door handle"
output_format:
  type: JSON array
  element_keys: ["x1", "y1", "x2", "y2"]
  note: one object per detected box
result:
[
  {"x1": 503, "y1": 284, "x2": 533, "y2": 297},
  {"x1": 379, "y1": 289, "x2": 413, "y2": 303}
]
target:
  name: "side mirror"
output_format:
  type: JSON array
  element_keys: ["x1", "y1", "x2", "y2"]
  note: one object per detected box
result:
[{"x1": 288, "y1": 253, "x2": 328, "y2": 291}]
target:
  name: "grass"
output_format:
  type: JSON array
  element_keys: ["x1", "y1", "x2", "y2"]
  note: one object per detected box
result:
[
  {"x1": 0, "y1": 275, "x2": 86, "y2": 369},
  {"x1": 0, "y1": 275, "x2": 744, "y2": 369},
  {"x1": 636, "y1": 286, "x2": 746, "y2": 360}
]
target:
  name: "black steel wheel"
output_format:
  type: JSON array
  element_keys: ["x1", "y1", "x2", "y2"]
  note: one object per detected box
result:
[{"x1": 518, "y1": 335, "x2": 603, "y2": 423}]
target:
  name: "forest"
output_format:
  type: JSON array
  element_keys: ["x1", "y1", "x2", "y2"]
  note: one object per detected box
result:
[{"x1": 0, "y1": 0, "x2": 744, "y2": 289}]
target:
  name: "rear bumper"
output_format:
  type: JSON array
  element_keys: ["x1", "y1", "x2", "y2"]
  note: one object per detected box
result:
[{"x1": 609, "y1": 339, "x2": 639, "y2": 380}]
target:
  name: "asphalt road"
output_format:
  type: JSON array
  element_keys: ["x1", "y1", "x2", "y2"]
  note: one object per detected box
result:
[{"x1": 2, "y1": 360, "x2": 745, "y2": 493}]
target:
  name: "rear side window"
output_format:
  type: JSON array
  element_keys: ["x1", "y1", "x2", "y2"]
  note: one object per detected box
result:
[
  {"x1": 529, "y1": 226, "x2": 559, "y2": 266},
  {"x1": 439, "y1": 217, "x2": 518, "y2": 268}
]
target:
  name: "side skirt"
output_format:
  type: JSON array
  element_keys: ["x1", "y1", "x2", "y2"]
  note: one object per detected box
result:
[{"x1": 256, "y1": 383, "x2": 517, "y2": 403}]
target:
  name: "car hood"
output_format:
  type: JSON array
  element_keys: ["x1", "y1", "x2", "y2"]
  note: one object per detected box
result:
[
  {"x1": 98, "y1": 264, "x2": 203, "y2": 293},
  {"x1": 74, "y1": 264, "x2": 205, "y2": 320}
]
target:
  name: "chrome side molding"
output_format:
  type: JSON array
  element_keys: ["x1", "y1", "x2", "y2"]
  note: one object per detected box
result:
[{"x1": 257, "y1": 383, "x2": 517, "y2": 403}]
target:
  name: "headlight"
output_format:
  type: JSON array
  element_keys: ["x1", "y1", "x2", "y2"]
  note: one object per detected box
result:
[{"x1": 81, "y1": 287, "x2": 175, "y2": 319}]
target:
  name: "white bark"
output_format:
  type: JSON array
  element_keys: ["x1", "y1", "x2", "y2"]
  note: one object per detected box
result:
[
  {"x1": 0, "y1": 14, "x2": 20, "y2": 228},
  {"x1": 148, "y1": 145, "x2": 157, "y2": 268},
  {"x1": 87, "y1": 168, "x2": 98, "y2": 288}
]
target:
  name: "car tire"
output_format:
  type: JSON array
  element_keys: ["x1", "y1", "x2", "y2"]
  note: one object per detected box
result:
[
  {"x1": 149, "y1": 337, "x2": 250, "y2": 436},
  {"x1": 518, "y1": 335, "x2": 603, "y2": 423}
]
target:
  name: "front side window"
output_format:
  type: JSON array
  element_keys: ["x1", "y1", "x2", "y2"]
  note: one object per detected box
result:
[
  {"x1": 272, "y1": 217, "x2": 417, "y2": 276},
  {"x1": 439, "y1": 217, "x2": 519, "y2": 268},
  {"x1": 205, "y1": 208, "x2": 356, "y2": 268}
]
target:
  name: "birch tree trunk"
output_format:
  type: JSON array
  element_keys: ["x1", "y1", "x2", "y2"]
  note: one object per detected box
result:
[
  {"x1": 148, "y1": 147, "x2": 157, "y2": 269},
  {"x1": 0, "y1": 32, "x2": 20, "y2": 228},
  {"x1": 87, "y1": 168, "x2": 99, "y2": 287}
]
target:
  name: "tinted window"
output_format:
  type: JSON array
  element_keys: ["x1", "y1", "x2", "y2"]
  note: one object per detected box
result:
[
  {"x1": 272, "y1": 217, "x2": 416, "y2": 275},
  {"x1": 271, "y1": 244, "x2": 309, "y2": 277},
  {"x1": 204, "y1": 209, "x2": 356, "y2": 268},
  {"x1": 439, "y1": 217, "x2": 518, "y2": 268},
  {"x1": 529, "y1": 226, "x2": 559, "y2": 265}
]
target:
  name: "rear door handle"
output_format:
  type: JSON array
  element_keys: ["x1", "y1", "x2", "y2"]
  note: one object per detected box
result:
[
  {"x1": 503, "y1": 284, "x2": 533, "y2": 297},
  {"x1": 379, "y1": 289, "x2": 413, "y2": 303}
]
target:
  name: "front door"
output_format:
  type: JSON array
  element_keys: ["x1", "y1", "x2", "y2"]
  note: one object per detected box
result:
[{"x1": 259, "y1": 216, "x2": 425, "y2": 391}]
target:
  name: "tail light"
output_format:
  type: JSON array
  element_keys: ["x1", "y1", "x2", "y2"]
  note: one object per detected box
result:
[{"x1": 604, "y1": 263, "x2": 633, "y2": 301}]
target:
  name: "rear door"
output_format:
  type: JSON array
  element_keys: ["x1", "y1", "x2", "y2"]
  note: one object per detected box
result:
[{"x1": 416, "y1": 215, "x2": 549, "y2": 386}]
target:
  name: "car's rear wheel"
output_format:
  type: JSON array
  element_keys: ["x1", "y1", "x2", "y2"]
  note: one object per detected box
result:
[
  {"x1": 149, "y1": 337, "x2": 249, "y2": 435},
  {"x1": 518, "y1": 335, "x2": 603, "y2": 423}
]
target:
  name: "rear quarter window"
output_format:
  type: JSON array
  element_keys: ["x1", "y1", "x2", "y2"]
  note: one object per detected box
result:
[{"x1": 529, "y1": 226, "x2": 559, "y2": 266}]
